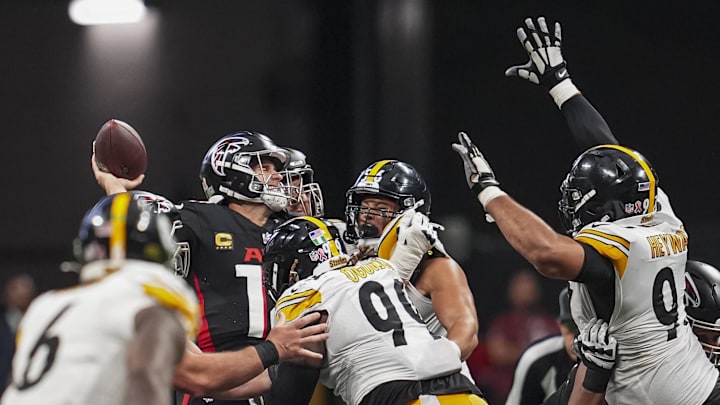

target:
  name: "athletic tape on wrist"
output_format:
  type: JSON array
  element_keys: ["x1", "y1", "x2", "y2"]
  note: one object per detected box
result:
[
  {"x1": 255, "y1": 340, "x2": 280, "y2": 369},
  {"x1": 477, "y1": 186, "x2": 507, "y2": 209},
  {"x1": 549, "y1": 79, "x2": 580, "y2": 109}
]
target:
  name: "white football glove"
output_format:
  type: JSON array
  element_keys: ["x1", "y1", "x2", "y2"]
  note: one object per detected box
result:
[
  {"x1": 573, "y1": 317, "x2": 617, "y2": 393},
  {"x1": 378, "y1": 209, "x2": 441, "y2": 280},
  {"x1": 578, "y1": 317, "x2": 617, "y2": 370}
]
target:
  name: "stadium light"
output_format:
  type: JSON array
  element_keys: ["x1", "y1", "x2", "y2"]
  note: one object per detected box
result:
[{"x1": 68, "y1": 0, "x2": 147, "y2": 26}]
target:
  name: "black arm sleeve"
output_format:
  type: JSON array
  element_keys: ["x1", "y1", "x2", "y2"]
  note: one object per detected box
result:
[
  {"x1": 560, "y1": 95, "x2": 619, "y2": 150},
  {"x1": 265, "y1": 362, "x2": 321, "y2": 405},
  {"x1": 574, "y1": 244, "x2": 615, "y2": 285}
]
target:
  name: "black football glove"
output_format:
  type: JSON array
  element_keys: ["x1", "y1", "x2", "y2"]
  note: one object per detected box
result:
[
  {"x1": 573, "y1": 317, "x2": 617, "y2": 393},
  {"x1": 505, "y1": 16, "x2": 570, "y2": 91}
]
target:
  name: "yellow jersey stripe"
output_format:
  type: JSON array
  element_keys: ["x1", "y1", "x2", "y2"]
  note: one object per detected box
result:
[
  {"x1": 277, "y1": 290, "x2": 323, "y2": 321},
  {"x1": 109, "y1": 193, "x2": 131, "y2": 263},
  {"x1": 576, "y1": 236, "x2": 629, "y2": 278},
  {"x1": 377, "y1": 216, "x2": 401, "y2": 260},
  {"x1": 590, "y1": 144, "x2": 656, "y2": 213},
  {"x1": 276, "y1": 288, "x2": 318, "y2": 307},
  {"x1": 576, "y1": 228, "x2": 631, "y2": 250},
  {"x1": 143, "y1": 283, "x2": 200, "y2": 338}
]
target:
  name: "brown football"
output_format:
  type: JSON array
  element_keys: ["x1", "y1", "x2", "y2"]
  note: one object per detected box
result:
[{"x1": 93, "y1": 119, "x2": 147, "y2": 179}]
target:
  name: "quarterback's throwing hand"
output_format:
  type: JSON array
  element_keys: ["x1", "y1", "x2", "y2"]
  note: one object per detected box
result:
[{"x1": 505, "y1": 16, "x2": 569, "y2": 90}]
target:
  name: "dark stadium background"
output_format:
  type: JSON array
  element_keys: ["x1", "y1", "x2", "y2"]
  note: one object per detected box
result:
[{"x1": 1, "y1": 0, "x2": 718, "y2": 330}]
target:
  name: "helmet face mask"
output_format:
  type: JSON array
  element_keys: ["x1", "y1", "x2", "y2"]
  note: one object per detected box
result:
[
  {"x1": 199, "y1": 132, "x2": 290, "y2": 211},
  {"x1": 557, "y1": 145, "x2": 658, "y2": 235},
  {"x1": 345, "y1": 160, "x2": 431, "y2": 242},
  {"x1": 685, "y1": 260, "x2": 720, "y2": 367},
  {"x1": 282, "y1": 148, "x2": 325, "y2": 218},
  {"x1": 73, "y1": 191, "x2": 178, "y2": 280},
  {"x1": 263, "y1": 217, "x2": 348, "y2": 301}
]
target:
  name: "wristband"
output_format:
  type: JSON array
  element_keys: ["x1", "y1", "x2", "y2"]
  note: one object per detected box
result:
[
  {"x1": 254, "y1": 340, "x2": 280, "y2": 369},
  {"x1": 549, "y1": 79, "x2": 580, "y2": 109},
  {"x1": 582, "y1": 366, "x2": 612, "y2": 393},
  {"x1": 477, "y1": 186, "x2": 507, "y2": 208}
]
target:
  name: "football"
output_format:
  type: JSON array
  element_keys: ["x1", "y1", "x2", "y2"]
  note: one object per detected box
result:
[{"x1": 93, "y1": 119, "x2": 147, "y2": 179}]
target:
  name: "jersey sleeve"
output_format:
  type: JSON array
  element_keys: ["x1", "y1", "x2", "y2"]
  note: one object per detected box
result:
[
  {"x1": 141, "y1": 272, "x2": 200, "y2": 339},
  {"x1": 274, "y1": 280, "x2": 325, "y2": 323},
  {"x1": 574, "y1": 225, "x2": 629, "y2": 280},
  {"x1": 561, "y1": 94, "x2": 619, "y2": 149}
]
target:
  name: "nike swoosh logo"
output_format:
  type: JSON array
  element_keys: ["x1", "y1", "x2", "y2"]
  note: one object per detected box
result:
[{"x1": 557, "y1": 68, "x2": 568, "y2": 79}]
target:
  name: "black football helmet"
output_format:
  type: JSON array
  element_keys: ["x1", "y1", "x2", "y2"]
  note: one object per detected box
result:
[
  {"x1": 199, "y1": 131, "x2": 290, "y2": 211},
  {"x1": 684, "y1": 260, "x2": 720, "y2": 367},
  {"x1": 282, "y1": 147, "x2": 325, "y2": 218},
  {"x1": 130, "y1": 190, "x2": 190, "y2": 278},
  {"x1": 263, "y1": 216, "x2": 349, "y2": 301},
  {"x1": 558, "y1": 145, "x2": 659, "y2": 235},
  {"x1": 73, "y1": 191, "x2": 177, "y2": 280},
  {"x1": 345, "y1": 160, "x2": 431, "y2": 241}
]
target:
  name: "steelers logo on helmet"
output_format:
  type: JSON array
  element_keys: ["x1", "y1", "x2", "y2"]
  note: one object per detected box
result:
[{"x1": 558, "y1": 144, "x2": 658, "y2": 236}]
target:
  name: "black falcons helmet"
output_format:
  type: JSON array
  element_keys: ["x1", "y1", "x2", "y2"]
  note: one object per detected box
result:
[
  {"x1": 282, "y1": 147, "x2": 325, "y2": 218},
  {"x1": 685, "y1": 260, "x2": 720, "y2": 367},
  {"x1": 345, "y1": 160, "x2": 431, "y2": 241},
  {"x1": 558, "y1": 145, "x2": 659, "y2": 235},
  {"x1": 199, "y1": 131, "x2": 289, "y2": 208},
  {"x1": 263, "y1": 216, "x2": 348, "y2": 300},
  {"x1": 73, "y1": 191, "x2": 176, "y2": 271}
]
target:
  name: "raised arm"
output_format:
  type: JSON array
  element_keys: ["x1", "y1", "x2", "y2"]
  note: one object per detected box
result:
[
  {"x1": 505, "y1": 16, "x2": 619, "y2": 149},
  {"x1": 126, "y1": 306, "x2": 186, "y2": 405},
  {"x1": 173, "y1": 312, "x2": 328, "y2": 398}
]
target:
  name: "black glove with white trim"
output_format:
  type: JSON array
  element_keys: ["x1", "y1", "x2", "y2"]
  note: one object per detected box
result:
[
  {"x1": 505, "y1": 16, "x2": 581, "y2": 109},
  {"x1": 505, "y1": 16, "x2": 570, "y2": 89},
  {"x1": 451, "y1": 132, "x2": 507, "y2": 223}
]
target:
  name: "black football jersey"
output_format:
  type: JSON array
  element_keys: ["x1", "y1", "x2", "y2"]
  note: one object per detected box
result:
[{"x1": 174, "y1": 200, "x2": 285, "y2": 352}]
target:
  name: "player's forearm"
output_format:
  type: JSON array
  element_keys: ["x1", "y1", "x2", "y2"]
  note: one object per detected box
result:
[
  {"x1": 484, "y1": 195, "x2": 583, "y2": 280},
  {"x1": 173, "y1": 346, "x2": 266, "y2": 397},
  {"x1": 568, "y1": 364, "x2": 608, "y2": 405},
  {"x1": 210, "y1": 370, "x2": 272, "y2": 399},
  {"x1": 561, "y1": 94, "x2": 619, "y2": 149},
  {"x1": 445, "y1": 317, "x2": 479, "y2": 360}
]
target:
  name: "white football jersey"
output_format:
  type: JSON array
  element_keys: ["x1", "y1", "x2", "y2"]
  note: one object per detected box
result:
[
  {"x1": 272, "y1": 257, "x2": 462, "y2": 405},
  {"x1": 570, "y1": 209, "x2": 718, "y2": 405},
  {"x1": 2, "y1": 260, "x2": 199, "y2": 405},
  {"x1": 404, "y1": 281, "x2": 475, "y2": 382}
]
